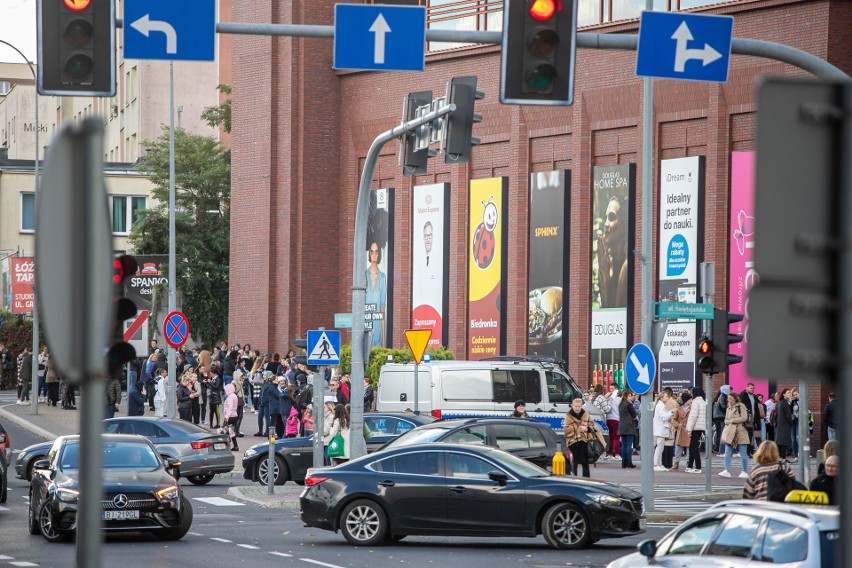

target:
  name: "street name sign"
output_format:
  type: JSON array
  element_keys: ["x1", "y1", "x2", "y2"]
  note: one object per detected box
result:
[
  {"x1": 307, "y1": 330, "x2": 341, "y2": 366},
  {"x1": 636, "y1": 11, "x2": 733, "y2": 83},
  {"x1": 334, "y1": 313, "x2": 354, "y2": 329},
  {"x1": 125, "y1": 0, "x2": 216, "y2": 61},
  {"x1": 334, "y1": 4, "x2": 426, "y2": 72},
  {"x1": 655, "y1": 302, "x2": 714, "y2": 320},
  {"x1": 626, "y1": 343, "x2": 656, "y2": 395}
]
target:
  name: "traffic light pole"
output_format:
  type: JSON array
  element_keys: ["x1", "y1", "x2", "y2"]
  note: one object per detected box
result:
[
  {"x1": 167, "y1": 62, "x2": 177, "y2": 420},
  {"x1": 349, "y1": 102, "x2": 455, "y2": 459}
]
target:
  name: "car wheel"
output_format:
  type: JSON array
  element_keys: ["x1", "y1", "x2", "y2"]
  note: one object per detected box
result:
[
  {"x1": 542, "y1": 502, "x2": 590, "y2": 550},
  {"x1": 155, "y1": 496, "x2": 194, "y2": 541},
  {"x1": 38, "y1": 501, "x2": 70, "y2": 543},
  {"x1": 340, "y1": 499, "x2": 387, "y2": 547},
  {"x1": 256, "y1": 455, "x2": 287, "y2": 486},
  {"x1": 187, "y1": 473, "x2": 215, "y2": 486},
  {"x1": 28, "y1": 496, "x2": 40, "y2": 535}
]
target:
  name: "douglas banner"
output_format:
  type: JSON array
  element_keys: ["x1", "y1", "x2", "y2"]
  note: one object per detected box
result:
[
  {"x1": 590, "y1": 164, "x2": 635, "y2": 383},
  {"x1": 412, "y1": 183, "x2": 450, "y2": 348},
  {"x1": 365, "y1": 188, "x2": 395, "y2": 348},
  {"x1": 468, "y1": 177, "x2": 507, "y2": 360},
  {"x1": 657, "y1": 156, "x2": 704, "y2": 393},
  {"x1": 528, "y1": 170, "x2": 570, "y2": 359}
]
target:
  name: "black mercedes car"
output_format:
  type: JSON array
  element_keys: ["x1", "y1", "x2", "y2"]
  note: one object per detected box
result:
[
  {"x1": 28, "y1": 434, "x2": 193, "y2": 542},
  {"x1": 300, "y1": 443, "x2": 645, "y2": 549},
  {"x1": 243, "y1": 412, "x2": 435, "y2": 486}
]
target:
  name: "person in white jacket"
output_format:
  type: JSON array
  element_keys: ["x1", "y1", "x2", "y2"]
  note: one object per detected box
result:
[
  {"x1": 154, "y1": 368, "x2": 168, "y2": 417},
  {"x1": 326, "y1": 403, "x2": 351, "y2": 466},
  {"x1": 652, "y1": 388, "x2": 674, "y2": 471},
  {"x1": 685, "y1": 387, "x2": 707, "y2": 473}
]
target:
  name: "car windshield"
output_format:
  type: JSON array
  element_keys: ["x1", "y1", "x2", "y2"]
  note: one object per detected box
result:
[
  {"x1": 487, "y1": 448, "x2": 550, "y2": 478},
  {"x1": 382, "y1": 425, "x2": 455, "y2": 449},
  {"x1": 59, "y1": 442, "x2": 161, "y2": 470}
]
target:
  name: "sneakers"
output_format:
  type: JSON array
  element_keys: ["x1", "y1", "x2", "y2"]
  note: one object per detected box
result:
[
  {"x1": 718, "y1": 470, "x2": 731, "y2": 478},
  {"x1": 787, "y1": 457, "x2": 799, "y2": 463},
  {"x1": 738, "y1": 471, "x2": 749, "y2": 479},
  {"x1": 686, "y1": 468, "x2": 702, "y2": 474},
  {"x1": 653, "y1": 466, "x2": 668, "y2": 472},
  {"x1": 670, "y1": 464, "x2": 680, "y2": 471}
]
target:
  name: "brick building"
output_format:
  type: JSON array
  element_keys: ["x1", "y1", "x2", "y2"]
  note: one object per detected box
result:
[{"x1": 228, "y1": 0, "x2": 849, "y2": 446}]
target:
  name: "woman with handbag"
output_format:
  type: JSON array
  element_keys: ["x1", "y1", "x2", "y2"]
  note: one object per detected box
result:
[
  {"x1": 564, "y1": 398, "x2": 593, "y2": 478},
  {"x1": 743, "y1": 440, "x2": 796, "y2": 500},
  {"x1": 719, "y1": 392, "x2": 751, "y2": 478},
  {"x1": 670, "y1": 391, "x2": 692, "y2": 471},
  {"x1": 326, "y1": 404, "x2": 351, "y2": 466}
]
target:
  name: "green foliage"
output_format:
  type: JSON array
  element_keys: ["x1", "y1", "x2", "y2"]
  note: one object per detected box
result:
[
  {"x1": 129, "y1": 127, "x2": 230, "y2": 346},
  {"x1": 334, "y1": 343, "x2": 454, "y2": 388},
  {"x1": 0, "y1": 310, "x2": 44, "y2": 353},
  {"x1": 201, "y1": 84, "x2": 232, "y2": 134}
]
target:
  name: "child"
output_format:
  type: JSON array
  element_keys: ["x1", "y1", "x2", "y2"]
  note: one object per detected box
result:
[{"x1": 302, "y1": 405, "x2": 314, "y2": 437}]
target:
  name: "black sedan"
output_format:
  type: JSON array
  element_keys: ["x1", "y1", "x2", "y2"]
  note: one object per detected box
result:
[
  {"x1": 0, "y1": 420, "x2": 9, "y2": 503},
  {"x1": 300, "y1": 443, "x2": 645, "y2": 549},
  {"x1": 243, "y1": 412, "x2": 435, "y2": 486},
  {"x1": 28, "y1": 434, "x2": 193, "y2": 542}
]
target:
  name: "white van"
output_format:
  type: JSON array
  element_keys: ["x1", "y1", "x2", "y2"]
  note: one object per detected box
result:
[{"x1": 376, "y1": 357, "x2": 609, "y2": 436}]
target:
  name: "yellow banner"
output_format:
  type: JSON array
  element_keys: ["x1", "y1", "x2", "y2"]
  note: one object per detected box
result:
[{"x1": 468, "y1": 178, "x2": 504, "y2": 301}]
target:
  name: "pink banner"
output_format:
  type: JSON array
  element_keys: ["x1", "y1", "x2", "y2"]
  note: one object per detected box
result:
[
  {"x1": 728, "y1": 152, "x2": 767, "y2": 398},
  {"x1": 11, "y1": 257, "x2": 34, "y2": 314}
]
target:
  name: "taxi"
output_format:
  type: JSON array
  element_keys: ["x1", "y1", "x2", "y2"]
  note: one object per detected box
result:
[{"x1": 607, "y1": 492, "x2": 838, "y2": 567}]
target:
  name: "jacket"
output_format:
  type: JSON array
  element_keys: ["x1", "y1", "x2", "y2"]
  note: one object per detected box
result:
[
  {"x1": 327, "y1": 417, "x2": 351, "y2": 459},
  {"x1": 267, "y1": 383, "x2": 282, "y2": 415},
  {"x1": 775, "y1": 399, "x2": 794, "y2": 447},
  {"x1": 617, "y1": 399, "x2": 638, "y2": 437},
  {"x1": 208, "y1": 375, "x2": 223, "y2": 405},
  {"x1": 592, "y1": 394, "x2": 612, "y2": 415},
  {"x1": 106, "y1": 377, "x2": 122, "y2": 406},
  {"x1": 652, "y1": 400, "x2": 673, "y2": 438},
  {"x1": 278, "y1": 387, "x2": 293, "y2": 417},
  {"x1": 20, "y1": 353, "x2": 32, "y2": 382},
  {"x1": 686, "y1": 396, "x2": 707, "y2": 432},
  {"x1": 46, "y1": 356, "x2": 58, "y2": 384},
  {"x1": 722, "y1": 402, "x2": 750, "y2": 446},
  {"x1": 176, "y1": 383, "x2": 193, "y2": 410},
  {"x1": 671, "y1": 402, "x2": 692, "y2": 447},
  {"x1": 154, "y1": 376, "x2": 167, "y2": 402},
  {"x1": 744, "y1": 461, "x2": 794, "y2": 500},
  {"x1": 322, "y1": 410, "x2": 336, "y2": 445},
  {"x1": 713, "y1": 392, "x2": 728, "y2": 419},
  {"x1": 563, "y1": 409, "x2": 595, "y2": 446},
  {"x1": 128, "y1": 382, "x2": 146, "y2": 416},
  {"x1": 223, "y1": 383, "x2": 238, "y2": 419}
]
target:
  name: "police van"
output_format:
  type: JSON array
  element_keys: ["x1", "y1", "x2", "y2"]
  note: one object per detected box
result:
[{"x1": 375, "y1": 356, "x2": 608, "y2": 436}]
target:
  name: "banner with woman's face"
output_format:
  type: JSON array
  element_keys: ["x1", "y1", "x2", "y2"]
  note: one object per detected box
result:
[{"x1": 365, "y1": 188, "x2": 394, "y2": 348}]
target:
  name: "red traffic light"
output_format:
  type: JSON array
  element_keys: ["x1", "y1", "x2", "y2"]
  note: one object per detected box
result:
[
  {"x1": 528, "y1": 0, "x2": 559, "y2": 21},
  {"x1": 698, "y1": 339, "x2": 711, "y2": 354},
  {"x1": 64, "y1": 0, "x2": 91, "y2": 11},
  {"x1": 112, "y1": 255, "x2": 138, "y2": 284}
]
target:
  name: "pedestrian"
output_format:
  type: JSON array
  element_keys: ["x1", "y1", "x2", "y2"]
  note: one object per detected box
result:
[
  {"x1": 363, "y1": 377, "x2": 374, "y2": 413},
  {"x1": 712, "y1": 384, "x2": 731, "y2": 455},
  {"x1": 176, "y1": 376, "x2": 194, "y2": 422},
  {"x1": 197, "y1": 364, "x2": 210, "y2": 424},
  {"x1": 223, "y1": 382, "x2": 240, "y2": 451},
  {"x1": 775, "y1": 388, "x2": 795, "y2": 461},
  {"x1": 719, "y1": 391, "x2": 751, "y2": 478},
  {"x1": 223, "y1": 349, "x2": 237, "y2": 385},
  {"x1": 37, "y1": 347, "x2": 49, "y2": 402},
  {"x1": 738, "y1": 382, "x2": 760, "y2": 455},
  {"x1": 791, "y1": 387, "x2": 801, "y2": 459},
  {"x1": 511, "y1": 399, "x2": 530, "y2": 418},
  {"x1": 617, "y1": 389, "x2": 638, "y2": 469},
  {"x1": 817, "y1": 439, "x2": 839, "y2": 475},
  {"x1": 321, "y1": 401, "x2": 336, "y2": 463},
  {"x1": 128, "y1": 380, "x2": 147, "y2": 416},
  {"x1": 606, "y1": 382, "x2": 621, "y2": 460},
  {"x1": 154, "y1": 368, "x2": 168, "y2": 417},
  {"x1": 338, "y1": 372, "x2": 351, "y2": 404},
  {"x1": 285, "y1": 404, "x2": 300, "y2": 438},
  {"x1": 233, "y1": 369, "x2": 247, "y2": 436},
  {"x1": 105, "y1": 374, "x2": 122, "y2": 418},
  {"x1": 765, "y1": 391, "x2": 778, "y2": 442},
  {"x1": 652, "y1": 389, "x2": 674, "y2": 471},
  {"x1": 685, "y1": 387, "x2": 706, "y2": 474},
  {"x1": 326, "y1": 403, "x2": 351, "y2": 465},
  {"x1": 45, "y1": 352, "x2": 59, "y2": 407},
  {"x1": 564, "y1": 398, "x2": 593, "y2": 478},
  {"x1": 302, "y1": 405, "x2": 315, "y2": 437},
  {"x1": 743, "y1": 440, "x2": 795, "y2": 500},
  {"x1": 823, "y1": 392, "x2": 837, "y2": 441},
  {"x1": 17, "y1": 347, "x2": 32, "y2": 405},
  {"x1": 809, "y1": 455, "x2": 838, "y2": 504},
  {"x1": 250, "y1": 358, "x2": 265, "y2": 414},
  {"x1": 268, "y1": 374, "x2": 284, "y2": 438},
  {"x1": 189, "y1": 369, "x2": 201, "y2": 425},
  {"x1": 670, "y1": 391, "x2": 692, "y2": 471},
  {"x1": 255, "y1": 371, "x2": 272, "y2": 436},
  {"x1": 662, "y1": 388, "x2": 678, "y2": 468}
]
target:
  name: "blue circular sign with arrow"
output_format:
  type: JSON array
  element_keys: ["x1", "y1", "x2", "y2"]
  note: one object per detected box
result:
[{"x1": 625, "y1": 343, "x2": 656, "y2": 395}]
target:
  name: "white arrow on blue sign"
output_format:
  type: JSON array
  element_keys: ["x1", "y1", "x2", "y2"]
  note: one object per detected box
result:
[
  {"x1": 334, "y1": 4, "x2": 426, "y2": 72},
  {"x1": 636, "y1": 11, "x2": 733, "y2": 83},
  {"x1": 124, "y1": 0, "x2": 216, "y2": 61},
  {"x1": 625, "y1": 343, "x2": 656, "y2": 396}
]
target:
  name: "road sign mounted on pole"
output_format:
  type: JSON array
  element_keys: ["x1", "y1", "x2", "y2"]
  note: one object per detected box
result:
[
  {"x1": 163, "y1": 311, "x2": 189, "y2": 348},
  {"x1": 625, "y1": 343, "x2": 656, "y2": 395},
  {"x1": 308, "y1": 330, "x2": 341, "y2": 366},
  {"x1": 405, "y1": 329, "x2": 432, "y2": 364},
  {"x1": 636, "y1": 11, "x2": 733, "y2": 82},
  {"x1": 124, "y1": 0, "x2": 216, "y2": 61},
  {"x1": 334, "y1": 4, "x2": 426, "y2": 72}
]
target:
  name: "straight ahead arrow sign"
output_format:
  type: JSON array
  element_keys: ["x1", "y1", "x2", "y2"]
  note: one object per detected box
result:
[
  {"x1": 369, "y1": 14, "x2": 391, "y2": 64},
  {"x1": 672, "y1": 21, "x2": 722, "y2": 72}
]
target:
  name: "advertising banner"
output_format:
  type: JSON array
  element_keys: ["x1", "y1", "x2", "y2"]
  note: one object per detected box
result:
[
  {"x1": 468, "y1": 178, "x2": 507, "y2": 360},
  {"x1": 528, "y1": 170, "x2": 570, "y2": 359},
  {"x1": 365, "y1": 188, "x2": 394, "y2": 348},
  {"x1": 728, "y1": 151, "x2": 766, "y2": 397},
  {"x1": 657, "y1": 156, "x2": 704, "y2": 393},
  {"x1": 125, "y1": 255, "x2": 168, "y2": 311},
  {"x1": 10, "y1": 257, "x2": 35, "y2": 314},
  {"x1": 412, "y1": 183, "x2": 449, "y2": 348},
  {"x1": 591, "y1": 164, "x2": 635, "y2": 383}
]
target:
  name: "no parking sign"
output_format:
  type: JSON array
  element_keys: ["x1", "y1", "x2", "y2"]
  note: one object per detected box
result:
[{"x1": 163, "y1": 311, "x2": 189, "y2": 348}]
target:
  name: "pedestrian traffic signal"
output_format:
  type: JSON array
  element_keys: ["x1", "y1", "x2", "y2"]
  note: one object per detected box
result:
[
  {"x1": 293, "y1": 339, "x2": 308, "y2": 366},
  {"x1": 443, "y1": 76, "x2": 483, "y2": 164},
  {"x1": 37, "y1": 0, "x2": 115, "y2": 96},
  {"x1": 712, "y1": 308, "x2": 744, "y2": 374},
  {"x1": 500, "y1": 0, "x2": 578, "y2": 105},
  {"x1": 108, "y1": 255, "x2": 138, "y2": 375},
  {"x1": 400, "y1": 90, "x2": 433, "y2": 176},
  {"x1": 697, "y1": 336, "x2": 714, "y2": 373}
]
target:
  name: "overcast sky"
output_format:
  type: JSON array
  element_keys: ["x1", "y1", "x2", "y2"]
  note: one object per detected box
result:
[{"x1": 0, "y1": 0, "x2": 37, "y2": 64}]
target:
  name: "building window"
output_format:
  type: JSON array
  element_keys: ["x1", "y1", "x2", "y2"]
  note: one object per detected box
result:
[
  {"x1": 21, "y1": 193, "x2": 35, "y2": 232},
  {"x1": 0, "y1": 81, "x2": 10, "y2": 95},
  {"x1": 111, "y1": 196, "x2": 146, "y2": 234}
]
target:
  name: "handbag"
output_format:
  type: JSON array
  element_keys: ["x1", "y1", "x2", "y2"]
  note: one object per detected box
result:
[
  {"x1": 767, "y1": 464, "x2": 794, "y2": 502},
  {"x1": 586, "y1": 438, "x2": 605, "y2": 463},
  {"x1": 326, "y1": 432, "x2": 345, "y2": 458}
]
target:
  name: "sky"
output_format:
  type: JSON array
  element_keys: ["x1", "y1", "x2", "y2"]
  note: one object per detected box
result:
[{"x1": 0, "y1": 0, "x2": 37, "y2": 64}]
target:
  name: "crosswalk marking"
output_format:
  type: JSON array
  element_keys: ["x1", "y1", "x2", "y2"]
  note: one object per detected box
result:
[
  {"x1": 270, "y1": 552, "x2": 293, "y2": 558},
  {"x1": 0, "y1": 506, "x2": 9, "y2": 512},
  {"x1": 300, "y1": 559, "x2": 346, "y2": 568},
  {"x1": 188, "y1": 532, "x2": 204, "y2": 537},
  {"x1": 10, "y1": 562, "x2": 39, "y2": 567},
  {"x1": 210, "y1": 537, "x2": 232, "y2": 543},
  {"x1": 238, "y1": 544, "x2": 259, "y2": 550},
  {"x1": 194, "y1": 497, "x2": 245, "y2": 507}
]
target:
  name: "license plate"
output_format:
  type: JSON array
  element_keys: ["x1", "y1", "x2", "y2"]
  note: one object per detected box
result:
[
  {"x1": 213, "y1": 443, "x2": 227, "y2": 451},
  {"x1": 639, "y1": 517, "x2": 647, "y2": 530},
  {"x1": 103, "y1": 510, "x2": 140, "y2": 521}
]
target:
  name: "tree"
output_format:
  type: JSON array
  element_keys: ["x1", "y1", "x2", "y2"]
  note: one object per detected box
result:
[
  {"x1": 201, "y1": 84, "x2": 231, "y2": 134},
  {"x1": 129, "y1": 127, "x2": 230, "y2": 346}
]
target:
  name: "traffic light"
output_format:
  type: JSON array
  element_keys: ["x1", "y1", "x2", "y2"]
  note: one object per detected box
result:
[
  {"x1": 108, "y1": 255, "x2": 138, "y2": 376},
  {"x1": 293, "y1": 339, "x2": 308, "y2": 366},
  {"x1": 712, "y1": 308, "x2": 744, "y2": 373},
  {"x1": 443, "y1": 76, "x2": 483, "y2": 164},
  {"x1": 500, "y1": 0, "x2": 578, "y2": 105},
  {"x1": 37, "y1": 0, "x2": 115, "y2": 96},
  {"x1": 400, "y1": 90, "x2": 433, "y2": 176},
  {"x1": 697, "y1": 336, "x2": 714, "y2": 373}
]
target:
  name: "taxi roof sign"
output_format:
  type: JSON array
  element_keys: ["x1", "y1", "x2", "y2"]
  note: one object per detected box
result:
[
  {"x1": 785, "y1": 490, "x2": 830, "y2": 505},
  {"x1": 404, "y1": 329, "x2": 432, "y2": 364}
]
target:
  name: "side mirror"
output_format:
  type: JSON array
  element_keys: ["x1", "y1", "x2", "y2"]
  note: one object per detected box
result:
[
  {"x1": 488, "y1": 470, "x2": 509, "y2": 486},
  {"x1": 164, "y1": 457, "x2": 182, "y2": 478},
  {"x1": 33, "y1": 459, "x2": 51, "y2": 471},
  {"x1": 637, "y1": 539, "x2": 657, "y2": 559}
]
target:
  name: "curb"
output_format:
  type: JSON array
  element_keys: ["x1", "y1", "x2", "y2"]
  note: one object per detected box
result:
[
  {"x1": 228, "y1": 485, "x2": 301, "y2": 509},
  {"x1": 0, "y1": 404, "x2": 58, "y2": 441}
]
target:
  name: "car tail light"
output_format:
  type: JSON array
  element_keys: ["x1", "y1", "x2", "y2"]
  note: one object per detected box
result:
[
  {"x1": 304, "y1": 475, "x2": 328, "y2": 486},
  {"x1": 431, "y1": 410, "x2": 442, "y2": 420},
  {"x1": 190, "y1": 441, "x2": 213, "y2": 450},
  {"x1": 1, "y1": 431, "x2": 9, "y2": 451}
]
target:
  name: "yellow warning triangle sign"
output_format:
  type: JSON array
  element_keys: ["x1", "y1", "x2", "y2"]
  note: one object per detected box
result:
[{"x1": 405, "y1": 329, "x2": 432, "y2": 364}]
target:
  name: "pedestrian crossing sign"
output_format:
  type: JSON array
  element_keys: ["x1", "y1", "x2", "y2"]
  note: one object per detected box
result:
[{"x1": 307, "y1": 330, "x2": 341, "y2": 365}]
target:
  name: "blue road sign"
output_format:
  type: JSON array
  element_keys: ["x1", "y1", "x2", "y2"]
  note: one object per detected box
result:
[
  {"x1": 307, "y1": 330, "x2": 342, "y2": 366},
  {"x1": 334, "y1": 4, "x2": 426, "y2": 72},
  {"x1": 125, "y1": 0, "x2": 216, "y2": 61},
  {"x1": 626, "y1": 343, "x2": 656, "y2": 395},
  {"x1": 636, "y1": 11, "x2": 733, "y2": 83}
]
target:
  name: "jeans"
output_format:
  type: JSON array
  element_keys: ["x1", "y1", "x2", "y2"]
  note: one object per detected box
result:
[
  {"x1": 724, "y1": 443, "x2": 749, "y2": 472},
  {"x1": 620, "y1": 435, "x2": 634, "y2": 464},
  {"x1": 654, "y1": 437, "x2": 667, "y2": 467},
  {"x1": 38, "y1": 375, "x2": 47, "y2": 398},
  {"x1": 828, "y1": 426, "x2": 837, "y2": 441},
  {"x1": 105, "y1": 404, "x2": 117, "y2": 419},
  {"x1": 258, "y1": 408, "x2": 270, "y2": 435},
  {"x1": 791, "y1": 420, "x2": 799, "y2": 456},
  {"x1": 154, "y1": 399, "x2": 164, "y2": 417},
  {"x1": 224, "y1": 374, "x2": 233, "y2": 385},
  {"x1": 713, "y1": 417, "x2": 725, "y2": 453},
  {"x1": 606, "y1": 420, "x2": 621, "y2": 456}
]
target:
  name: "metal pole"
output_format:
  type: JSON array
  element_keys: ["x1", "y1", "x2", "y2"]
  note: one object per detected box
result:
[
  {"x1": 167, "y1": 61, "x2": 177, "y2": 419},
  {"x1": 797, "y1": 380, "x2": 809, "y2": 484},
  {"x1": 313, "y1": 365, "x2": 325, "y2": 467},
  {"x1": 639, "y1": 0, "x2": 655, "y2": 514},
  {"x1": 413, "y1": 361, "x2": 419, "y2": 415},
  {"x1": 701, "y1": 262, "x2": 715, "y2": 493},
  {"x1": 349, "y1": 102, "x2": 456, "y2": 459},
  {"x1": 267, "y1": 428, "x2": 276, "y2": 495},
  {"x1": 77, "y1": 377, "x2": 105, "y2": 568}
]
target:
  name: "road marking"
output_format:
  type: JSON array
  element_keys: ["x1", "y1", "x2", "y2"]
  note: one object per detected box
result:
[
  {"x1": 270, "y1": 552, "x2": 293, "y2": 558},
  {"x1": 188, "y1": 532, "x2": 204, "y2": 536},
  {"x1": 10, "y1": 563, "x2": 39, "y2": 567},
  {"x1": 300, "y1": 560, "x2": 346, "y2": 568},
  {"x1": 237, "y1": 544, "x2": 259, "y2": 550},
  {"x1": 210, "y1": 537, "x2": 232, "y2": 543},
  {"x1": 0, "y1": 506, "x2": 8, "y2": 512},
  {"x1": 0, "y1": 556, "x2": 14, "y2": 561},
  {"x1": 194, "y1": 497, "x2": 245, "y2": 507}
]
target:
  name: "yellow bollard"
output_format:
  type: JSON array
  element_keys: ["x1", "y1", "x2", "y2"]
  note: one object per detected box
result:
[{"x1": 552, "y1": 443, "x2": 566, "y2": 476}]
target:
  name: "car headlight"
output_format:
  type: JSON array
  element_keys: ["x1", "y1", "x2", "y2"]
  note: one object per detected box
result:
[
  {"x1": 244, "y1": 448, "x2": 257, "y2": 458},
  {"x1": 56, "y1": 488, "x2": 79, "y2": 503},
  {"x1": 589, "y1": 493, "x2": 622, "y2": 507},
  {"x1": 155, "y1": 485, "x2": 179, "y2": 501}
]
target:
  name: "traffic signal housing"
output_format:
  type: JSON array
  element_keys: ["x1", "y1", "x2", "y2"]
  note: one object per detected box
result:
[
  {"x1": 37, "y1": 0, "x2": 115, "y2": 96},
  {"x1": 293, "y1": 339, "x2": 308, "y2": 366},
  {"x1": 400, "y1": 90, "x2": 433, "y2": 176},
  {"x1": 712, "y1": 308, "x2": 744, "y2": 374},
  {"x1": 443, "y1": 76, "x2": 483, "y2": 164},
  {"x1": 108, "y1": 255, "x2": 138, "y2": 376},
  {"x1": 697, "y1": 336, "x2": 714, "y2": 373},
  {"x1": 500, "y1": 0, "x2": 578, "y2": 105}
]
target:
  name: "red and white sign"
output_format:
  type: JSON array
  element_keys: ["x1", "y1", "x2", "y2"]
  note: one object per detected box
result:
[
  {"x1": 163, "y1": 311, "x2": 190, "y2": 348},
  {"x1": 11, "y1": 257, "x2": 35, "y2": 314}
]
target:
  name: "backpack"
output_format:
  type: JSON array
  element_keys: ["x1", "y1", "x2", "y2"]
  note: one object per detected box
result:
[
  {"x1": 767, "y1": 464, "x2": 794, "y2": 502},
  {"x1": 769, "y1": 407, "x2": 778, "y2": 428}
]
